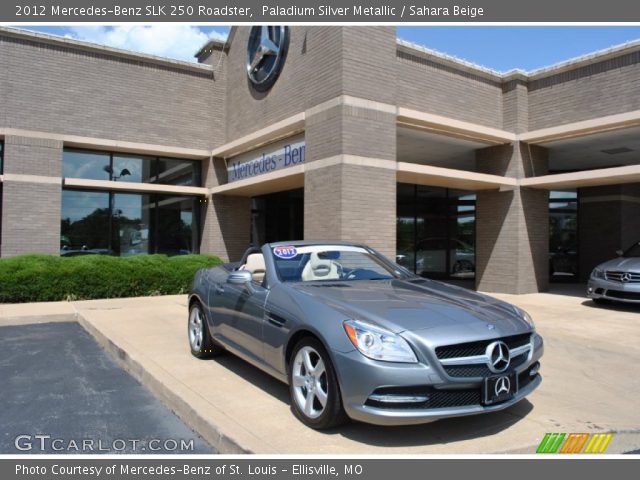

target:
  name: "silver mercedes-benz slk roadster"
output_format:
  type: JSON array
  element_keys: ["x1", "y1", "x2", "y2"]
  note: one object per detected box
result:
[{"x1": 188, "y1": 241, "x2": 543, "y2": 429}]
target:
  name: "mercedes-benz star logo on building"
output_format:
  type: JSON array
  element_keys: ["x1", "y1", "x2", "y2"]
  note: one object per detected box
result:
[
  {"x1": 246, "y1": 26, "x2": 289, "y2": 91},
  {"x1": 621, "y1": 272, "x2": 632, "y2": 282},
  {"x1": 495, "y1": 376, "x2": 511, "y2": 396},
  {"x1": 486, "y1": 341, "x2": 511, "y2": 373}
]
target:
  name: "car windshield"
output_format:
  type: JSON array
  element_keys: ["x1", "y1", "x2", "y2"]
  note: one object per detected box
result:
[
  {"x1": 271, "y1": 245, "x2": 408, "y2": 282},
  {"x1": 624, "y1": 242, "x2": 640, "y2": 257}
]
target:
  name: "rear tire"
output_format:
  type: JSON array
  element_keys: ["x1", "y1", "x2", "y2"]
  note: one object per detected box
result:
[
  {"x1": 188, "y1": 301, "x2": 223, "y2": 358},
  {"x1": 288, "y1": 337, "x2": 347, "y2": 429}
]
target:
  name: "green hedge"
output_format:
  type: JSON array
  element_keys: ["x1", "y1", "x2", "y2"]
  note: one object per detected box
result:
[{"x1": 0, "y1": 254, "x2": 222, "y2": 303}]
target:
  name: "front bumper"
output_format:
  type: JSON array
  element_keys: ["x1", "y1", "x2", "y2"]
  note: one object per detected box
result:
[
  {"x1": 588, "y1": 278, "x2": 640, "y2": 303},
  {"x1": 332, "y1": 334, "x2": 543, "y2": 426}
]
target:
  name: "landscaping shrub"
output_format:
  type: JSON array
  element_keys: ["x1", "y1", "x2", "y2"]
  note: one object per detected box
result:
[{"x1": 0, "y1": 254, "x2": 222, "y2": 303}]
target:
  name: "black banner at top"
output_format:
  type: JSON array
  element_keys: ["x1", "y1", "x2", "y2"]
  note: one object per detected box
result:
[{"x1": 3, "y1": 0, "x2": 640, "y2": 22}]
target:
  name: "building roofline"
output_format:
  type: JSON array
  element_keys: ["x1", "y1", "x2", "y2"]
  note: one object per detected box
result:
[
  {"x1": 3, "y1": 26, "x2": 639, "y2": 84},
  {"x1": 194, "y1": 38, "x2": 228, "y2": 59},
  {"x1": 397, "y1": 37, "x2": 640, "y2": 82},
  {"x1": 0, "y1": 26, "x2": 213, "y2": 75}
]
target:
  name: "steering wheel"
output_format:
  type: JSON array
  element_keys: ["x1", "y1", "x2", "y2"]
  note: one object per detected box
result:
[
  {"x1": 345, "y1": 268, "x2": 367, "y2": 280},
  {"x1": 333, "y1": 262, "x2": 344, "y2": 278}
]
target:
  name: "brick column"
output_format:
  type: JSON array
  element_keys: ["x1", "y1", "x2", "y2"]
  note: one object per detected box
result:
[
  {"x1": 303, "y1": 27, "x2": 398, "y2": 258},
  {"x1": 578, "y1": 183, "x2": 640, "y2": 281},
  {"x1": 475, "y1": 143, "x2": 549, "y2": 293},
  {"x1": 199, "y1": 156, "x2": 251, "y2": 262},
  {"x1": 1, "y1": 136, "x2": 63, "y2": 257}
]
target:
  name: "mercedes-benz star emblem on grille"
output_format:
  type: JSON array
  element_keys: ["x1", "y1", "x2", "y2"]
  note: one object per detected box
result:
[
  {"x1": 246, "y1": 26, "x2": 289, "y2": 91},
  {"x1": 621, "y1": 272, "x2": 632, "y2": 282},
  {"x1": 486, "y1": 341, "x2": 511, "y2": 373},
  {"x1": 494, "y1": 376, "x2": 511, "y2": 396}
]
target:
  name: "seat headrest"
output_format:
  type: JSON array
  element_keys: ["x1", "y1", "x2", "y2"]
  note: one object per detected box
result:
[
  {"x1": 309, "y1": 252, "x2": 333, "y2": 277},
  {"x1": 244, "y1": 253, "x2": 265, "y2": 273}
]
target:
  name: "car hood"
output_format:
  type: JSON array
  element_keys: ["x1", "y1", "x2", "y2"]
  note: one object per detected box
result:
[
  {"x1": 290, "y1": 278, "x2": 529, "y2": 335},
  {"x1": 595, "y1": 256, "x2": 640, "y2": 271}
]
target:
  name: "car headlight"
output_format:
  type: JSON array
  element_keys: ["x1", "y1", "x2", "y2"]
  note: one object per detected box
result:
[
  {"x1": 519, "y1": 309, "x2": 535, "y2": 330},
  {"x1": 343, "y1": 319, "x2": 418, "y2": 363},
  {"x1": 591, "y1": 268, "x2": 605, "y2": 279}
]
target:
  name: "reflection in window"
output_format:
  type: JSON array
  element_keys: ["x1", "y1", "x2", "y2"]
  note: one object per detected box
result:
[
  {"x1": 549, "y1": 190, "x2": 578, "y2": 281},
  {"x1": 60, "y1": 190, "x2": 198, "y2": 256},
  {"x1": 62, "y1": 149, "x2": 201, "y2": 187},
  {"x1": 60, "y1": 190, "x2": 111, "y2": 255},
  {"x1": 62, "y1": 150, "x2": 110, "y2": 180},
  {"x1": 156, "y1": 158, "x2": 200, "y2": 186},
  {"x1": 113, "y1": 193, "x2": 151, "y2": 256},
  {"x1": 112, "y1": 154, "x2": 154, "y2": 183},
  {"x1": 396, "y1": 184, "x2": 476, "y2": 280},
  {"x1": 153, "y1": 196, "x2": 197, "y2": 255}
]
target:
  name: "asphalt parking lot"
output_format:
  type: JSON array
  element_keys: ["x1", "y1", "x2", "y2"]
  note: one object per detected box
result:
[
  {"x1": 1, "y1": 289, "x2": 639, "y2": 454},
  {"x1": 0, "y1": 322, "x2": 213, "y2": 454}
]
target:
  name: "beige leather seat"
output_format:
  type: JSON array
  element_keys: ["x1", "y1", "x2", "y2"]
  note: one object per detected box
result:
[
  {"x1": 301, "y1": 252, "x2": 340, "y2": 281},
  {"x1": 241, "y1": 253, "x2": 266, "y2": 283}
]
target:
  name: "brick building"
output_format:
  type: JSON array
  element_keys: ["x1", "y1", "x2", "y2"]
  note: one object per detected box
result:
[{"x1": 1, "y1": 26, "x2": 640, "y2": 294}]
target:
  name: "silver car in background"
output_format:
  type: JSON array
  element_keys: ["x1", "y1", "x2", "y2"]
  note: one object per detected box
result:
[
  {"x1": 588, "y1": 241, "x2": 640, "y2": 304},
  {"x1": 188, "y1": 241, "x2": 543, "y2": 429}
]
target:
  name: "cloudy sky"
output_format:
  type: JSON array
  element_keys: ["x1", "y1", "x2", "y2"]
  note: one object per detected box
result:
[{"x1": 19, "y1": 25, "x2": 640, "y2": 72}]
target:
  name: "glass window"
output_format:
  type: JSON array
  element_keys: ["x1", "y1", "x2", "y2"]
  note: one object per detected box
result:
[
  {"x1": 156, "y1": 158, "x2": 200, "y2": 186},
  {"x1": 60, "y1": 190, "x2": 111, "y2": 255},
  {"x1": 549, "y1": 190, "x2": 578, "y2": 281},
  {"x1": 60, "y1": 149, "x2": 202, "y2": 257},
  {"x1": 63, "y1": 149, "x2": 202, "y2": 187},
  {"x1": 271, "y1": 245, "x2": 406, "y2": 283},
  {"x1": 61, "y1": 190, "x2": 200, "y2": 257},
  {"x1": 396, "y1": 184, "x2": 476, "y2": 280},
  {"x1": 153, "y1": 196, "x2": 198, "y2": 255},
  {"x1": 112, "y1": 154, "x2": 155, "y2": 183},
  {"x1": 63, "y1": 150, "x2": 111, "y2": 180},
  {"x1": 112, "y1": 193, "x2": 152, "y2": 256},
  {"x1": 250, "y1": 188, "x2": 303, "y2": 245}
]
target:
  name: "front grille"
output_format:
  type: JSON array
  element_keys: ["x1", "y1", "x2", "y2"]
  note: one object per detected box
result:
[
  {"x1": 365, "y1": 386, "x2": 481, "y2": 410},
  {"x1": 605, "y1": 290, "x2": 640, "y2": 300},
  {"x1": 435, "y1": 333, "x2": 531, "y2": 359},
  {"x1": 443, "y1": 352, "x2": 528, "y2": 378},
  {"x1": 605, "y1": 271, "x2": 640, "y2": 283},
  {"x1": 444, "y1": 365, "x2": 492, "y2": 378}
]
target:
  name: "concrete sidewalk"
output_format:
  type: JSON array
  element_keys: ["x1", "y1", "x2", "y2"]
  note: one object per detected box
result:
[{"x1": 2, "y1": 292, "x2": 640, "y2": 454}]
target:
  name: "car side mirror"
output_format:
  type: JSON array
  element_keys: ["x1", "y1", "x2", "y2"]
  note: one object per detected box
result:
[
  {"x1": 227, "y1": 270, "x2": 252, "y2": 285},
  {"x1": 616, "y1": 249, "x2": 624, "y2": 257}
]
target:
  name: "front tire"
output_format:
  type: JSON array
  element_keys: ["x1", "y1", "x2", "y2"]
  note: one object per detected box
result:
[
  {"x1": 288, "y1": 337, "x2": 347, "y2": 429},
  {"x1": 188, "y1": 301, "x2": 223, "y2": 358}
]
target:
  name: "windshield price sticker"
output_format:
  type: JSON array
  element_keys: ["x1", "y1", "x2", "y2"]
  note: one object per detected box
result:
[{"x1": 273, "y1": 246, "x2": 298, "y2": 259}]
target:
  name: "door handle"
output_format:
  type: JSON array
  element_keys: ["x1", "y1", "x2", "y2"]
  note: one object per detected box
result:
[
  {"x1": 214, "y1": 285, "x2": 225, "y2": 295},
  {"x1": 265, "y1": 312, "x2": 286, "y2": 328}
]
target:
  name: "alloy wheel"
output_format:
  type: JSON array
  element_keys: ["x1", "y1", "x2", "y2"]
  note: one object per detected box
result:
[
  {"x1": 291, "y1": 346, "x2": 328, "y2": 419},
  {"x1": 189, "y1": 306, "x2": 204, "y2": 351}
]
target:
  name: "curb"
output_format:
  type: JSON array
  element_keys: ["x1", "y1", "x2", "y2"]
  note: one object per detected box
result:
[
  {"x1": 75, "y1": 313, "x2": 253, "y2": 454},
  {"x1": 0, "y1": 314, "x2": 78, "y2": 327}
]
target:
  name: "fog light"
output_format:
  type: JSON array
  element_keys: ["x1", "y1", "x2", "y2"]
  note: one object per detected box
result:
[
  {"x1": 529, "y1": 362, "x2": 540, "y2": 377},
  {"x1": 368, "y1": 393, "x2": 429, "y2": 403},
  {"x1": 588, "y1": 287, "x2": 593, "y2": 294}
]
